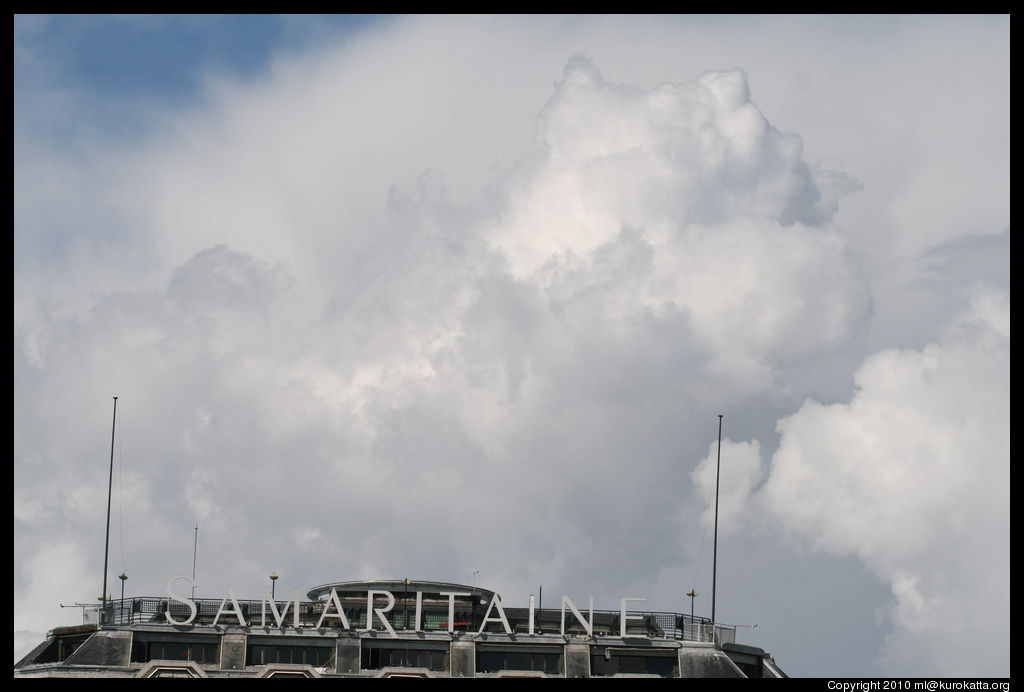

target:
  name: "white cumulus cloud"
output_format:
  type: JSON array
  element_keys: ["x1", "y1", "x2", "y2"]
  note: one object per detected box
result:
[
  {"x1": 757, "y1": 289, "x2": 1009, "y2": 676},
  {"x1": 490, "y1": 59, "x2": 869, "y2": 382}
]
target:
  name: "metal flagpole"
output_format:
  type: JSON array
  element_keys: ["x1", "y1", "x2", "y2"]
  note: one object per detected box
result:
[
  {"x1": 711, "y1": 414, "x2": 722, "y2": 628},
  {"x1": 102, "y1": 397, "x2": 118, "y2": 615}
]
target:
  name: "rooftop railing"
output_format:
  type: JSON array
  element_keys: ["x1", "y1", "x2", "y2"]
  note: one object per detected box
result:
[{"x1": 83, "y1": 598, "x2": 736, "y2": 644}]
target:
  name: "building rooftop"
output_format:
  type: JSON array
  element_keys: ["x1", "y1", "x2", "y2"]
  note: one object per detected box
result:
[{"x1": 14, "y1": 578, "x2": 786, "y2": 678}]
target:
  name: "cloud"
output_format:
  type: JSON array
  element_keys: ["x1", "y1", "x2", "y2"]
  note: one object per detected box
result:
[
  {"x1": 691, "y1": 438, "x2": 763, "y2": 537},
  {"x1": 15, "y1": 55, "x2": 870, "y2": 621},
  {"x1": 14, "y1": 16, "x2": 1008, "y2": 676},
  {"x1": 489, "y1": 59, "x2": 869, "y2": 383},
  {"x1": 14, "y1": 539, "x2": 93, "y2": 657},
  {"x1": 492, "y1": 59, "x2": 862, "y2": 266},
  {"x1": 757, "y1": 289, "x2": 1010, "y2": 676}
]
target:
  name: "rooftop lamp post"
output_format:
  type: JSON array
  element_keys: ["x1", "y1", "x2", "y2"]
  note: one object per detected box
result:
[
  {"x1": 270, "y1": 572, "x2": 278, "y2": 601},
  {"x1": 119, "y1": 573, "x2": 127, "y2": 624},
  {"x1": 686, "y1": 589, "x2": 698, "y2": 620}
]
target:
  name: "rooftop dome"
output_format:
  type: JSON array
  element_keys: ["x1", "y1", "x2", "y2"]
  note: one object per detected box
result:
[{"x1": 306, "y1": 578, "x2": 497, "y2": 602}]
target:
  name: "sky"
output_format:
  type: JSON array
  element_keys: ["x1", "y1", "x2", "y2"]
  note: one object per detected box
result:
[{"x1": 13, "y1": 15, "x2": 1009, "y2": 677}]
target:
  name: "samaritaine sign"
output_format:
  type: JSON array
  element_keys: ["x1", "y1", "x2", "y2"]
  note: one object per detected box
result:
[{"x1": 164, "y1": 576, "x2": 648, "y2": 638}]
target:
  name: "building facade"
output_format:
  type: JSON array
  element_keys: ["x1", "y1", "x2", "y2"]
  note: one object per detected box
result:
[{"x1": 14, "y1": 579, "x2": 786, "y2": 678}]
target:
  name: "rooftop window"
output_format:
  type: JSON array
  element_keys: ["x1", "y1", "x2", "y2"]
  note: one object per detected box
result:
[
  {"x1": 247, "y1": 642, "x2": 333, "y2": 668},
  {"x1": 33, "y1": 634, "x2": 91, "y2": 664},
  {"x1": 476, "y1": 644, "x2": 563, "y2": 674},
  {"x1": 131, "y1": 639, "x2": 219, "y2": 665},
  {"x1": 589, "y1": 646, "x2": 679, "y2": 678},
  {"x1": 360, "y1": 640, "x2": 449, "y2": 672}
]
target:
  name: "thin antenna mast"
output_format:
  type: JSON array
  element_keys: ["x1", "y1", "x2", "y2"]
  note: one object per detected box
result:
[
  {"x1": 102, "y1": 397, "x2": 118, "y2": 607},
  {"x1": 192, "y1": 523, "x2": 199, "y2": 599},
  {"x1": 711, "y1": 414, "x2": 722, "y2": 627}
]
